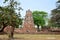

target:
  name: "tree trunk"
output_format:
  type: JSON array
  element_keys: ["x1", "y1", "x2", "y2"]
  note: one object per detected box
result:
[
  {"x1": 0, "y1": 22, "x2": 7, "y2": 32},
  {"x1": 8, "y1": 26, "x2": 14, "y2": 40},
  {"x1": 37, "y1": 25, "x2": 40, "y2": 32},
  {"x1": 0, "y1": 26, "x2": 6, "y2": 32}
]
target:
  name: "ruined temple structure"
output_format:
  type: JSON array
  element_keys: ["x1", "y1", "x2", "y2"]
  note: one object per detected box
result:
[{"x1": 21, "y1": 9, "x2": 36, "y2": 33}]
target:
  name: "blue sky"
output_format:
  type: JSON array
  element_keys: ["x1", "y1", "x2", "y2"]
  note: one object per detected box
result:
[
  {"x1": 0, "y1": 0, "x2": 57, "y2": 18},
  {"x1": 20, "y1": 0, "x2": 57, "y2": 18}
]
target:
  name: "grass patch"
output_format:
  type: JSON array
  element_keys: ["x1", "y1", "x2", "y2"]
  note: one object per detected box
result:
[{"x1": 0, "y1": 34, "x2": 60, "y2": 40}]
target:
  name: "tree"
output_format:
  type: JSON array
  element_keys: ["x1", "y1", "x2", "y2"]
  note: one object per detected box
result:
[
  {"x1": 0, "y1": 0, "x2": 22, "y2": 39},
  {"x1": 32, "y1": 11, "x2": 48, "y2": 31},
  {"x1": 49, "y1": 0, "x2": 60, "y2": 27}
]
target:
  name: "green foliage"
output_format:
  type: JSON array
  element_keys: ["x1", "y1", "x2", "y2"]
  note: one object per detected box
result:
[
  {"x1": 49, "y1": 0, "x2": 60, "y2": 27},
  {"x1": 49, "y1": 9, "x2": 60, "y2": 27},
  {"x1": 32, "y1": 11, "x2": 47, "y2": 27},
  {"x1": 0, "y1": 0, "x2": 22, "y2": 28},
  {"x1": 32, "y1": 11, "x2": 48, "y2": 31}
]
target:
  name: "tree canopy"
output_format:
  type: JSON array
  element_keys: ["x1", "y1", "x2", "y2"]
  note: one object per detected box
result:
[
  {"x1": 32, "y1": 11, "x2": 48, "y2": 31},
  {"x1": 0, "y1": 0, "x2": 22, "y2": 31},
  {"x1": 49, "y1": 0, "x2": 60, "y2": 27},
  {"x1": 49, "y1": 9, "x2": 60, "y2": 27}
]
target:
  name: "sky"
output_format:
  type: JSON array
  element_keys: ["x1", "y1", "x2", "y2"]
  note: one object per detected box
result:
[
  {"x1": 0, "y1": 0, "x2": 57, "y2": 18},
  {"x1": 20, "y1": 0, "x2": 57, "y2": 18}
]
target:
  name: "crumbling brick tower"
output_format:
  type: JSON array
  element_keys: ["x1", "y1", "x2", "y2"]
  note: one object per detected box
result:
[{"x1": 22, "y1": 9, "x2": 36, "y2": 33}]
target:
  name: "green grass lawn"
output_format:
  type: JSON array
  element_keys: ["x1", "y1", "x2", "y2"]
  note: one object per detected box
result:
[{"x1": 0, "y1": 34, "x2": 60, "y2": 40}]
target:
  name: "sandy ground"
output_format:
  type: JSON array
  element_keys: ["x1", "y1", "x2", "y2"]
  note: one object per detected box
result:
[{"x1": 0, "y1": 34, "x2": 60, "y2": 40}]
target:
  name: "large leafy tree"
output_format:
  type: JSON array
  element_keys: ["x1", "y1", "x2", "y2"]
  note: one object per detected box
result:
[
  {"x1": 32, "y1": 11, "x2": 47, "y2": 31},
  {"x1": 0, "y1": 0, "x2": 22, "y2": 39},
  {"x1": 49, "y1": 9, "x2": 60, "y2": 27},
  {"x1": 49, "y1": 0, "x2": 60, "y2": 27}
]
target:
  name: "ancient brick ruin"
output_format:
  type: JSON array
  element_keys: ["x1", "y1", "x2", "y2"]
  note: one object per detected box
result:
[
  {"x1": 14, "y1": 9, "x2": 36, "y2": 33},
  {"x1": 22, "y1": 9, "x2": 36, "y2": 33}
]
